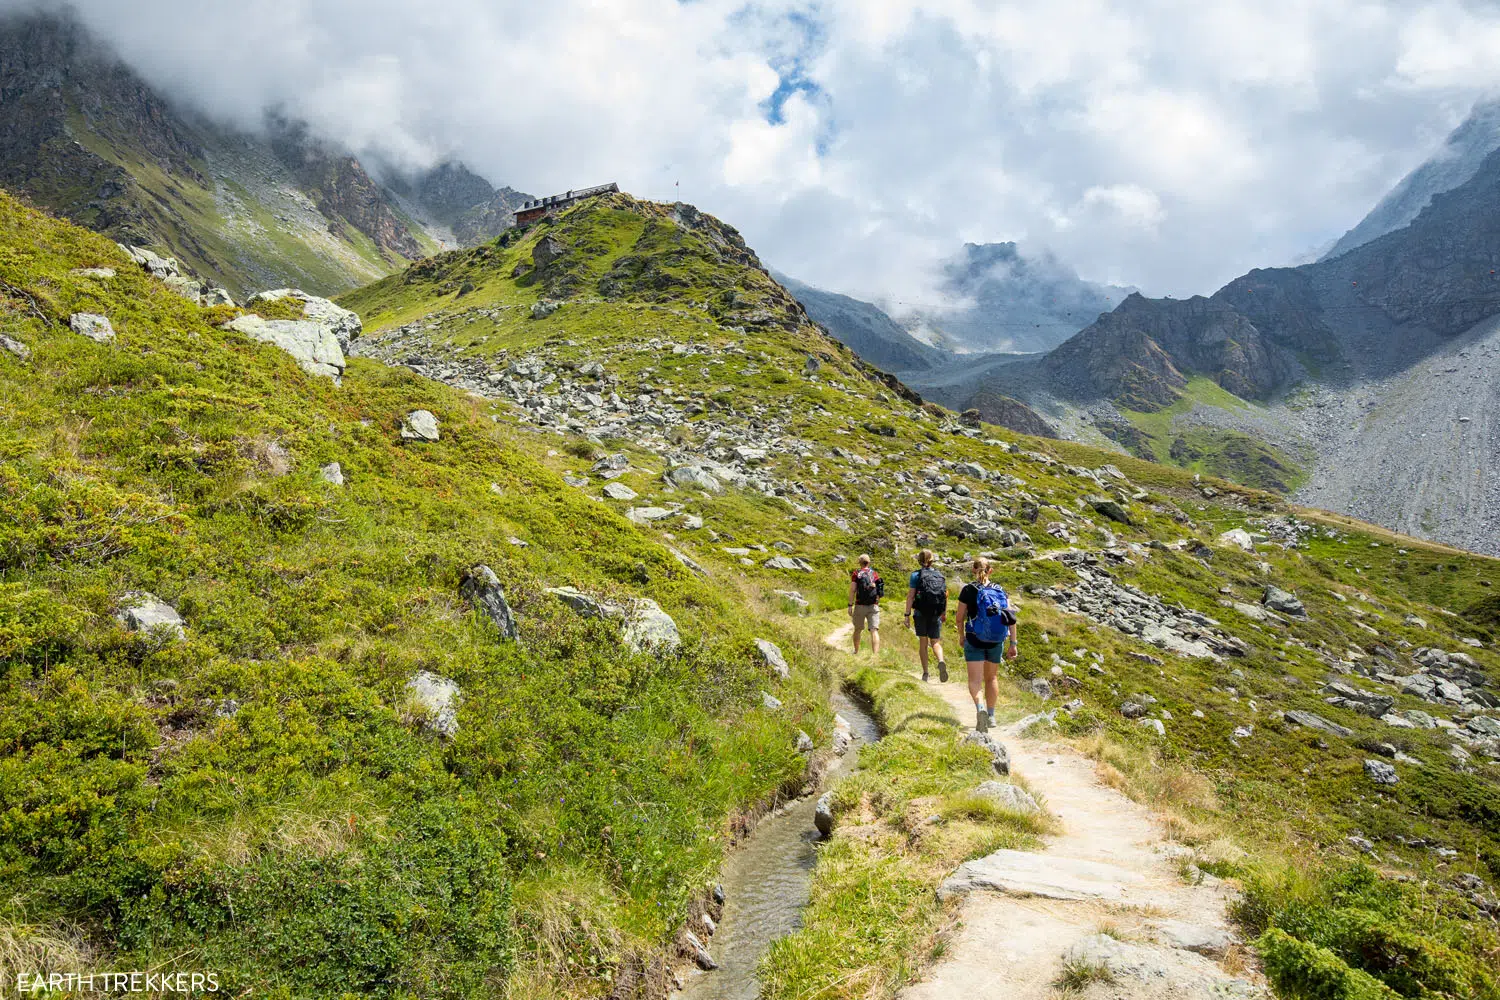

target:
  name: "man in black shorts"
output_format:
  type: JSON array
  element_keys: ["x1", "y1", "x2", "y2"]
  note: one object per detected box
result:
[{"x1": 904, "y1": 548, "x2": 948, "y2": 682}]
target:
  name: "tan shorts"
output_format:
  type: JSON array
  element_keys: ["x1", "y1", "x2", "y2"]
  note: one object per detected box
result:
[{"x1": 850, "y1": 603, "x2": 881, "y2": 631}]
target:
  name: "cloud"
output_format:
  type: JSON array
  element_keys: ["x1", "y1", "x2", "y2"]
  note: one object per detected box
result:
[{"x1": 8, "y1": 0, "x2": 1500, "y2": 303}]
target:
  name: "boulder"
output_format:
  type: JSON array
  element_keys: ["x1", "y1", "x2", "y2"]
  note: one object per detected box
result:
[
  {"x1": 1089, "y1": 496, "x2": 1133, "y2": 525},
  {"x1": 764, "y1": 555, "x2": 813, "y2": 572},
  {"x1": 803, "y1": 354, "x2": 820, "y2": 376},
  {"x1": 70, "y1": 312, "x2": 115, "y2": 343},
  {"x1": 1217, "y1": 528, "x2": 1255, "y2": 552},
  {"x1": 974, "y1": 780, "x2": 1040, "y2": 814},
  {"x1": 1284, "y1": 709, "x2": 1353, "y2": 738},
  {"x1": 406, "y1": 670, "x2": 461, "y2": 737},
  {"x1": 625, "y1": 506, "x2": 673, "y2": 524},
  {"x1": 319, "y1": 462, "x2": 344, "y2": 485},
  {"x1": 814, "y1": 791, "x2": 835, "y2": 837},
  {"x1": 755, "y1": 639, "x2": 791, "y2": 680},
  {"x1": 1026, "y1": 677, "x2": 1052, "y2": 700},
  {"x1": 761, "y1": 691, "x2": 783, "y2": 711},
  {"x1": 227, "y1": 314, "x2": 345, "y2": 379},
  {"x1": 795, "y1": 730, "x2": 815, "y2": 753},
  {"x1": 602, "y1": 482, "x2": 638, "y2": 501},
  {"x1": 115, "y1": 591, "x2": 185, "y2": 640},
  {"x1": 461, "y1": 565, "x2": 519, "y2": 640},
  {"x1": 533, "y1": 234, "x2": 567, "y2": 271},
  {"x1": 1, "y1": 334, "x2": 29, "y2": 360},
  {"x1": 1363, "y1": 758, "x2": 1398, "y2": 785},
  {"x1": 680, "y1": 929, "x2": 716, "y2": 971},
  {"x1": 621, "y1": 599, "x2": 680, "y2": 654},
  {"x1": 1263, "y1": 585, "x2": 1307, "y2": 617},
  {"x1": 1323, "y1": 680, "x2": 1395, "y2": 718},
  {"x1": 247, "y1": 289, "x2": 362, "y2": 350},
  {"x1": 547, "y1": 586, "x2": 612, "y2": 618},
  {"x1": 665, "y1": 465, "x2": 723, "y2": 493},
  {"x1": 1120, "y1": 701, "x2": 1148, "y2": 719},
  {"x1": 962, "y1": 730, "x2": 1010, "y2": 775},
  {"x1": 1467, "y1": 716, "x2": 1500, "y2": 738},
  {"x1": 400, "y1": 410, "x2": 441, "y2": 441}
]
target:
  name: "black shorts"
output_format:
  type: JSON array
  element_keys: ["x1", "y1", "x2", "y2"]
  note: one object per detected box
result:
[{"x1": 911, "y1": 610, "x2": 943, "y2": 640}]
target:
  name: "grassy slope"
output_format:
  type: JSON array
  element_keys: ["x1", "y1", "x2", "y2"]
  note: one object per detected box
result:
[
  {"x1": 339, "y1": 194, "x2": 1500, "y2": 996},
  {"x1": 7, "y1": 183, "x2": 1500, "y2": 998},
  {"x1": 0, "y1": 192, "x2": 833, "y2": 997},
  {"x1": 1118, "y1": 376, "x2": 1308, "y2": 492}
]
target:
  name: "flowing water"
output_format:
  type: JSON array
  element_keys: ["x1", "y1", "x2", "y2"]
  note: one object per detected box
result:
[{"x1": 676, "y1": 690, "x2": 882, "y2": 1000}]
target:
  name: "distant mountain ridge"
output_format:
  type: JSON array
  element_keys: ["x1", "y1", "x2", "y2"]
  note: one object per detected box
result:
[
  {"x1": 909, "y1": 103, "x2": 1500, "y2": 554},
  {"x1": 1323, "y1": 99, "x2": 1500, "y2": 260},
  {"x1": 773, "y1": 271, "x2": 951, "y2": 372},
  {"x1": 0, "y1": 10, "x2": 529, "y2": 298}
]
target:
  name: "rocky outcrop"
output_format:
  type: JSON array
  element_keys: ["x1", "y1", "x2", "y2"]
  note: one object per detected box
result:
[
  {"x1": 247, "y1": 290, "x2": 361, "y2": 349},
  {"x1": 964, "y1": 389, "x2": 1059, "y2": 439},
  {"x1": 406, "y1": 670, "x2": 461, "y2": 737},
  {"x1": 461, "y1": 565, "x2": 519, "y2": 640},
  {"x1": 120, "y1": 245, "x2": 233, "y2": 306},
  {"x1": 226, "y1": 314, "x2": 345, "y2": 379}
]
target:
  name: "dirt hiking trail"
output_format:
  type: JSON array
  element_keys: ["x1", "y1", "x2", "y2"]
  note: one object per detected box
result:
[{"x1": 825, "y1": 622, "x2": 1267, "y2": 998}]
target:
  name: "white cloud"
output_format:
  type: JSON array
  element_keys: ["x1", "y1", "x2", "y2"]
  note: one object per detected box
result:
[{"x1": 6, "y1": 0, "x2": 1500, "y2": 304}]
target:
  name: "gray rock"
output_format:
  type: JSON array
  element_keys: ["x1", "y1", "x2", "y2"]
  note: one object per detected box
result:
[
  {"x1": 71, "y1": 266, "x2": 116, "y2": 279},
  {"x1": 773, "y1": 589, "x2": 809, "y2": 610},
  {"x1": 795, "y1": 730, "x2": 815, "y2": 753},
  {"x1": 593, "y1": 453, "x2": 630, "y2": 472},
  {"x1": 668, "y1": 547, "x2": 707, "y2": 576},
  {"x1": 1155, "y1": 920, "x2": 1237, "y2": 959},
  {"x1": 70, "y1": 312, "x2": 115, "y2": 343},
  {"x1": 1364, "y1": 758, "x2": 1399, "y2": 785},
  {"x1": 1026, "y1": 677, "x2": 1052, "y2": 700},
  {"x1": 666, "y1": 465, "x2": 723, "y2": 493},
  {"x1": 803, "y1": 354, "x2": 820, "y2": 376},
  {"x1": 400, "y1": 409, "x2": 440, "y2": 441},
  {"x1": 1218, "y1": 528, "x2": 1255, "y2": 551},
  {"x1": 681, "y1": 929, "x2": 716, "y2": 971},
  {"x1": 1139, "y1": 717, "x2": 1167, "y2": 736},
  {"x1": 248, "y1": 289, "x2": 362, "y2": 350},
  {"x1": 530, "y1": 300, "x2": 561, "y2": 319},
  {"x1": 1141, "y1": 623, "x2": 1220, "y2": 660},
  {"x1": 814, "y1": 791, "x2": 835, "y2": 837},
  {"x1": 406, "y1": 670, "x2": 461, "y2": 737},
  {"x1": 755, "y1": 639, "x2": 791, "y2": 680},
  {"x1": 115, "y1": 591, "x2": 185, "y2": 640},
  {"x1": 1, "y1": 334, "x2": 31, "y2": 360},
  {"x1": 974, "y1": 780, "x2": 1040, "y2": 814},
  {"x1": 1089, "y1": 496, "x2": 1133, "y2": 525},
  {"x1": 547, "y1": 585, "x2": 612, "y2": 618},
  {"x1": 1285, "y1": 709, "x2": 1354, "y2": 738},
  {"x1": 602, "y1": 482, "x2": 638, "y2": 501},
  {"x1": 1323, "y1": 680, "x2": 1395, "y2": 718},
  {"x1": 226, "y1": 314, "x2": 345, "y2": 379},
  {"x1": 939, "y1": 849, "x2": 1144, "y2": 902},
  {"x1": 622, "y1": 599, "x2": 680, "y2": 654},
  {"x1": 319, "y1": 462, "x2": 344, "y2": 485},
  {"x1": 625, "y1": 506, "x2": 673, "y2": 524},
  {"x1": 1120, "y1": 701, "x2": 1148, "y2": 719},
  {"x1": 1263, "y1": 585, "x2": 1308, "y2": 617},
  {"x1": 962, "y1": 730, "x2": 1011, "y2": 775},
  {"x1": 461, "y1": 565, "x2": 519, "y2": 640},
  {"x1": 1467, "y1": 716, "x2": 1500, "y2": 738},
  {"x1": 680, "y1": 514, "x2": 704, "y2": 530},
  {"x1": 764, "y1": 555, "x2": 814, "y2": 572},
  {"x1": 761, "y1": 691, "x2": 783, "y2": 711}
]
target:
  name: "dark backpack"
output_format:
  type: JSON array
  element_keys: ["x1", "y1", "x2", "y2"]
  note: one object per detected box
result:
[
  {"x1": 913, "y1": 567, "x2": 946, "y2": 614},
  {"x1": 968, "y1": 584, "x2": 1014, "y2": 644},
  {"x1": 853, "y1": 567, "x2": 883, "y2": 604}
]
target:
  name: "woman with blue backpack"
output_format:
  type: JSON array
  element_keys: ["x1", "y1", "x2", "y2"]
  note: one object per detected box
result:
[{"x1": 952, "y1": 557, "x2": 1018, "y2": 732}]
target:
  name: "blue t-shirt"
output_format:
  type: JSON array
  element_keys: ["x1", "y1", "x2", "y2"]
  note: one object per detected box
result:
[{"x1": 908, "y1": 570, "x2": 921, "y2": 589}]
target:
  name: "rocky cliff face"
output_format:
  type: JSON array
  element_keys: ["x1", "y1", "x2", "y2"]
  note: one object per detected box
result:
[
  {"x1": 0, "y1": 11, "x2": 526, "y2": 298},
  {"x1": 775, "y1": 272, "x2": 950, "y2": 372},
  {"x1": 386, "y1": 161, "x2": 532, "y2": 245},
  {"x1": 1324, "y1": 98, "x2": 1500, "y2": 260}
]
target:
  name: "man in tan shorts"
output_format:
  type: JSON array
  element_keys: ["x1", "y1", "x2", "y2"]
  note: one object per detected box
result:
[{"x1": 847, "y1": 553, "x2": 884, "y2": 655}]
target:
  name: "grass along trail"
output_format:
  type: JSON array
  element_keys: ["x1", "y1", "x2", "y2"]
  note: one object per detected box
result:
[{"x1": 823, "y1": 621, "x2": 1267, "y2": 999}]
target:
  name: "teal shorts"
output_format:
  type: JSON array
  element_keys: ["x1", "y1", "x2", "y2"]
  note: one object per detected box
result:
[{"x1": 963, "y1": 639, "x2": 1003, "y2": 663}]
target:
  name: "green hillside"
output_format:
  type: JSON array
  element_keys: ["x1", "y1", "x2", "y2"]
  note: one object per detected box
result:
[{"x1": 4, "y1": 187, "x2": 1499, "y2": 999}]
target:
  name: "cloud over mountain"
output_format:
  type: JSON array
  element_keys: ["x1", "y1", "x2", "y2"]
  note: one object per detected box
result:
[{"x1": 13, "y1": 0, "x2": 1500, "y2": 304}]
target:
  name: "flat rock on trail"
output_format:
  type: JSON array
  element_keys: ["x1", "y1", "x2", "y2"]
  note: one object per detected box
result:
[{"x1": 823, "y1": 623, "x2": 1266, "y2": 998}]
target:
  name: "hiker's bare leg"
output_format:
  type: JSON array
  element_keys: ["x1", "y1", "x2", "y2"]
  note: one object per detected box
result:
[
  {"x1": 932, "y1": 639, "x2": 944, "y2": 664},
  {"x1": 984, "y1": 662, "x2": 1000, "y2": 711},
  {"x1": 917, "y1": 637, "x2": 930, "y2": 673},
  {"x1": 870, "y1": 626, "x2": 880, "y2": 656},
  {"x1": 967, "y1": 660, "x2": 985, "y2": 705},
  {"x1": 851, "y1": 621, "x2": 862, "y2": 653}
]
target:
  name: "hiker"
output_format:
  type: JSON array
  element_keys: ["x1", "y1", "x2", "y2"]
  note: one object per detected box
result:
[
  {"x1": 952, "y1": 557, "x2": 1018, "y2": 732},
  {"x1": 847, "y1": 553, "x2": 884, "y2": 655},
  {"x1": 904, "y1": 548, "x2": 948, "y2": 683}
]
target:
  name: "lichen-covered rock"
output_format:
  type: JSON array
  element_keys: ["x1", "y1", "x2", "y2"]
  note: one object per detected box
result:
[
  {"x1": 962, "y1": 730, "x2": 1010, "y2": 775},
  {"x1": 1364, "y1": 758, "x2": 1398, "y2": 785},
  {"x1": 621, "y1": 599, "x2": 679, "y2": 654},
  {"x1": 406, "y1": 670, "x2": 461, "y2": 737},
  {"x1": 974, "y1": 780, "x2": 1039, "y2": 814},
  {"x1": 400, "y1": 409, "x2": 440, "y2": 441},
  {"x1": 461, "y1": 564, "x2": 519, "y2": 640},
  {"x1": 755, "y1": 638, "x2": 790, "y2": 680},
  {"x1": 115, "y1": 591, "x2": 185, "y2": 640},
  {"x1": 247, "y1": 289, "x2": 362, "y2": 350},
  {"x1": 70, "y1": 312, "x2": 115, "y2": 343},
  {"x1": 319, "y1": 462, "x2": 344, "y2": 485},
  {"x1": 226, "y1": 314, "x2": 345, "y2": 379}
]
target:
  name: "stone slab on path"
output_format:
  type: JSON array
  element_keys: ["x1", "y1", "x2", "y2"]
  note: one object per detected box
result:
[{"x1": 938, "y1": 848, "x2": 1146, "y2": 902}]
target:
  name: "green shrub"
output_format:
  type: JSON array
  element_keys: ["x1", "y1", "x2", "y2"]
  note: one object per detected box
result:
[{"x1": 1257, "y1": 929, "x2": 1399, "y2": 1000}]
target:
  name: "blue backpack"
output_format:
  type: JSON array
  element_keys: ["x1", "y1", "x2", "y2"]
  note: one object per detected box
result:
[{"x1": 968, "y1": 584, "x2": 1012, "y2": 644}]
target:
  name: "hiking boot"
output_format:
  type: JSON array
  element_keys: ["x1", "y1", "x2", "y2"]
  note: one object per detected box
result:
[
  {"x1": 938, "y1": 661, "x2": 948, "y2": 683},
  {"x1": 975, "y1": 704, "x2": 989, "y2": 732},
  {"x1": 921, "y1": 665, "x2": 930, "y2": 682}
]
